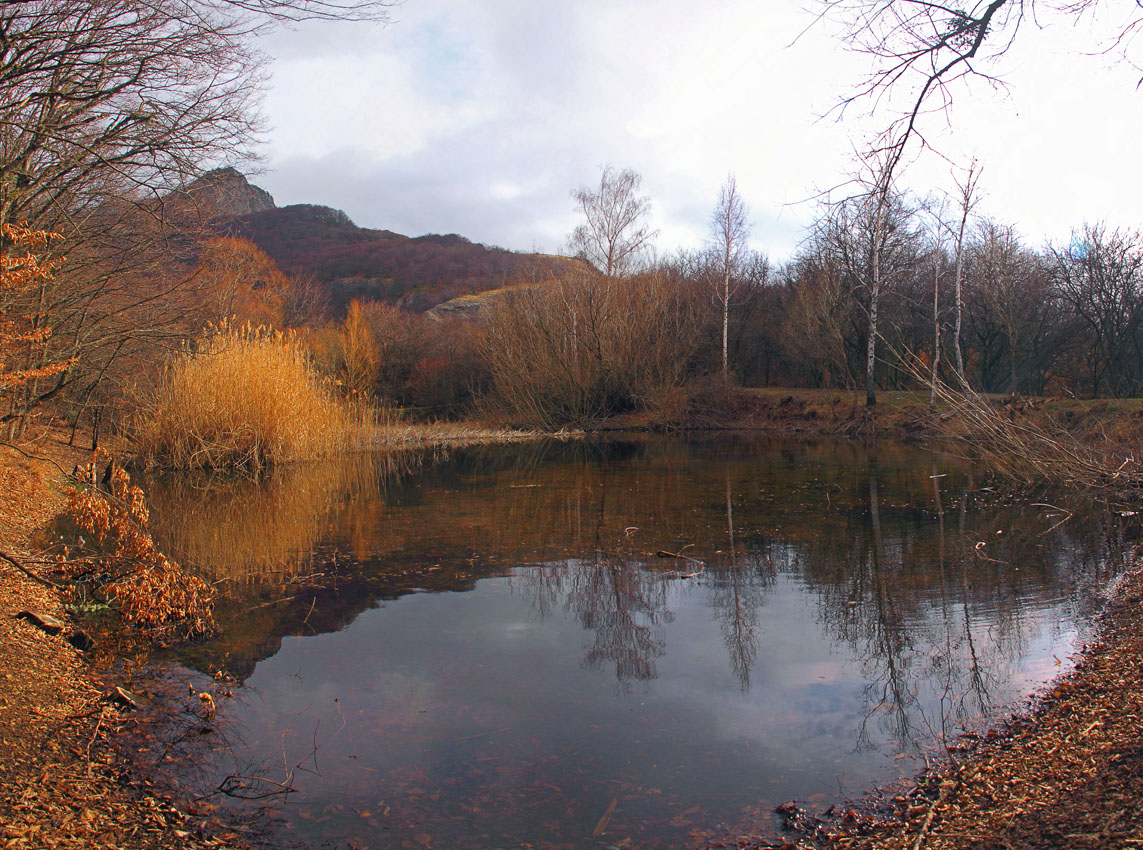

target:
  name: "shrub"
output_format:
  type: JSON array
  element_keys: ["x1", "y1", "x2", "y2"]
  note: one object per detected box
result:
[
  {"x1": 65, "y1": 463, "x2": 215, "y2": 639},
  {"x1": 480, "y1": 271, "x2": 703, "y2": 428},
  {"x1": 134, "y1": 321, "x2": 349, "y2": 470}
]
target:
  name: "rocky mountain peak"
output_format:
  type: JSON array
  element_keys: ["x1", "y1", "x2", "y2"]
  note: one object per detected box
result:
[{"x1": 182, "y1": 167, "x2": 276, "y2": 217}]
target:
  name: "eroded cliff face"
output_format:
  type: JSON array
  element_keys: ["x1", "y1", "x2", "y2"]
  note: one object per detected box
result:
[{"x1": 182, "y1": 166, "x2": 277, "y2": 217}]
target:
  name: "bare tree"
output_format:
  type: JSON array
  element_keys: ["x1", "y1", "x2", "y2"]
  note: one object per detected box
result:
[
  {"x1": 819, "y1": 150, "x2": 916, "y2": 407},
  {"x1": 0, "y1": 0, "x2": 391, "y2": 427},
  {"x1": 947, "y1": 160, "x2": 981, "y2": 383},
  {"x1": 568, "y1": 166, "x2": 657, "y2": 278},
  {"x1": 921, "y1": 198, "x2": 949, "y2": 409},
  {"x1": 1049, "y1": 224, "x2": 1143, "y2": 398},
  {"x1": 970, "y1": 219, "x2": 1036, "y2": 393},
  {"x1": 783, "y1": 252, "x2": 855, "y2": 388},
  {"x1": 709, "y1": 175, "x2": 750, "y2": 386},
  {"x1": 821, "y1": 1, "x2": 1142, "y2": 169},
  {"x1": 1, "y1": 2, "x2": 257, "y2": 231}
]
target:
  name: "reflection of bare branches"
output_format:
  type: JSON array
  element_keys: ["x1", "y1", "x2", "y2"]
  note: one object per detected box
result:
[
  {"x1": 510, "y1": 555, "x2": 673, "y2": 685},
  {"x1": 799, "y1": 450, "x2": 1114, "y2": 757},
  {"x1": 574, "y1": 558, "x2": 670, "y2": 684},
  {"x1": 706, "y1": 466, "x2": 774, "y2": 692},
  {"x1": 708, "y1": 556, "x2": 769, "y2": 692}
]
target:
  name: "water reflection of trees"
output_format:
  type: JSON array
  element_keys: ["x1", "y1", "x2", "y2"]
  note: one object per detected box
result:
[
  {"x1": 520, "y1": 557, "x2": 672, "y2": 684},
  {"x1": 147, "y1": 435, "x2": 1127, "y2": 713},
  {"x1": 706, "y1": 467, "x2": 775, "y2": 691},
  {"x1": 797, "y1": 451, "x2": 1128, "y2": 753},
  {"x1": 510, "y1": 459, "x2": 781, "y2": 690}
]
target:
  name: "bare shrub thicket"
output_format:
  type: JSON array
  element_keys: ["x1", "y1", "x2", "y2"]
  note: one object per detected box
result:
[
  {"x1": 481, "y1": 271, "x2": 703, "y2": 428},
  {"x1": 134, "y1": 321, "x2": 350, "y2": 470},
  {"x1": 309, "y1": 299, "x2": 486, "y2": 415}
]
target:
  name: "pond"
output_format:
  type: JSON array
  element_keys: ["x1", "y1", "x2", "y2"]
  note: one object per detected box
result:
[{"x1": 136, "y1": 436, "x2": 1126, "y2": 849}]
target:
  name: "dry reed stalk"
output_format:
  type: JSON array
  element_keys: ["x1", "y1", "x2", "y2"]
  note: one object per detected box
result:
[
  {"x1": 134, "y1": 321, "x2": 351, "y2": 470},
  {"x1": 906, "y1": 351, "x2": 1135, "y2": 488}
]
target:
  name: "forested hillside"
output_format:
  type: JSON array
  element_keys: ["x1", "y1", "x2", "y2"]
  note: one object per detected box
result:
[{"x1": 193, "y1": 169, "x2": 578, "y2": 315}]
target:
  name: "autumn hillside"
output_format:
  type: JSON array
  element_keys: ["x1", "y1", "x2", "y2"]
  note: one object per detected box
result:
[{"x1": 192, "y1": 168, "x2": 579, "y2": 316}]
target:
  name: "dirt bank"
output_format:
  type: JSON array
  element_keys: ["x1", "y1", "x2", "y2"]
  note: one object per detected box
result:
[{"x1": 0, "y1": 437, "x2": 244, "y2": 850}]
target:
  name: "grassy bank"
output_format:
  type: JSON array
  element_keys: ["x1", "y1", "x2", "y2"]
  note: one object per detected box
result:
[{"x1": 619, "y1": 386, "x2": 1143, "y2": 454}]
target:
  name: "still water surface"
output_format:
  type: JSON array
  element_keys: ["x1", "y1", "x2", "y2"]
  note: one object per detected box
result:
[{"x1": 143, "y1": 437, "x2": 1125, "y2": 849}]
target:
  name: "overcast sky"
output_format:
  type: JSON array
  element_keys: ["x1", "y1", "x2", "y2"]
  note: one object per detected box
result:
[{"x1": 252, "y1": 1, "x2": 1143, "y2": 262}]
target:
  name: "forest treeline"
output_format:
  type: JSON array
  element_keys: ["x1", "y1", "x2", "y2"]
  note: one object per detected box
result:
[
  {"x1": 7, "y1": 163, "x2": 1143, "y2": 442},
  {"x1": 1, "y1": 1, "x2": 1142, "y2": 448},
  {"x1": 322, "y1": 204, "x2": 1143, "y2": 428}
]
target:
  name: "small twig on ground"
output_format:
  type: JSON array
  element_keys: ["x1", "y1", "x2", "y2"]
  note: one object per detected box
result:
[
  {"x1": 911, "y1": 765, "x2": 978, "y2": 850},
  {"x1": 0, "y1": 549, "x2": 63, "y2": 589},
  {"x1": 85, "y1": 708, "x2": 109, "y2": 775}
]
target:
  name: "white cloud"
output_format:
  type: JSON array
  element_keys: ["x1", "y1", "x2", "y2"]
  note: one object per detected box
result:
[{"x1": 252, "y1": 2, "x2": 1143, "y2": 263}]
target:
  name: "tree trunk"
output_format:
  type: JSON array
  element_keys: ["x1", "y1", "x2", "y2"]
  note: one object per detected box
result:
[
  {"x1": 930, "y1": 251, "x2": 942, "y2": 410},
  {"x1": 866, "y1": 198, "x2": 886, "y2": 408},
  {"x1": 722, "y1": 269, "x2": 730, "y2": 386},
  {"x1": 866, "y1": 284, "x2": 879, "y2": 407}
]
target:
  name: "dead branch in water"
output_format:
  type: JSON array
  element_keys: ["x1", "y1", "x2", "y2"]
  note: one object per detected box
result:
[
  {"x1": 214, "y1": 774, "x2": 297, "y2": 800},
  {"x1": 655, "y1": 545, "x2": 705, "y2": 579},
  {"x1": 901, "y1": 349, "x2": 1136, "y2": 490}
]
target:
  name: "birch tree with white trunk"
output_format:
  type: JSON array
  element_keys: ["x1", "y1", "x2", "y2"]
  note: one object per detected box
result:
[{"x1": 709, "y1": 175, "x2": 750, "y2": 386}]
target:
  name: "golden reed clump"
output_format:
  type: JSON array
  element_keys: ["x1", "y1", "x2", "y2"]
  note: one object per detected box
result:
[
  {"x1": 134, "y1": 321, "x2": 352, "y2": 471},
  {"x1": 66, "y1": 462, "x2": 215, "y2": 638}
]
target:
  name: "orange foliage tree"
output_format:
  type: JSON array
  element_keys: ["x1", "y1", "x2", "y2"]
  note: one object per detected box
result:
[
  {"x1": 191, "y1": 236, "x2": 293, "y2": 328},
  {"x1": 0, "y1": 223, "x2": 74, "y2": 431},
  {"x1": 336, "y1": 299, "x2": 381, "y2": 400}
]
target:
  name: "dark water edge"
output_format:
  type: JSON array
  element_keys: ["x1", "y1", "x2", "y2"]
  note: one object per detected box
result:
[{"x1": 114, "y1": 435, "x2": 1130, "y2": 850}]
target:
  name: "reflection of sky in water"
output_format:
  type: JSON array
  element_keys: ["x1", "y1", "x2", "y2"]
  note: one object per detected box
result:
[
  {"x1": 151, "y1": 438, "x2": 1124, "y2": 850},
  {"x1": 207, "y1": 565, "x2": 1093, "y2": 849}
]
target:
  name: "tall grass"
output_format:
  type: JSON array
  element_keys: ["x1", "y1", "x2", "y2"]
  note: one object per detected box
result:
[{"x1": 135, "y1": 322, "x2": 351, "y2": 470}]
